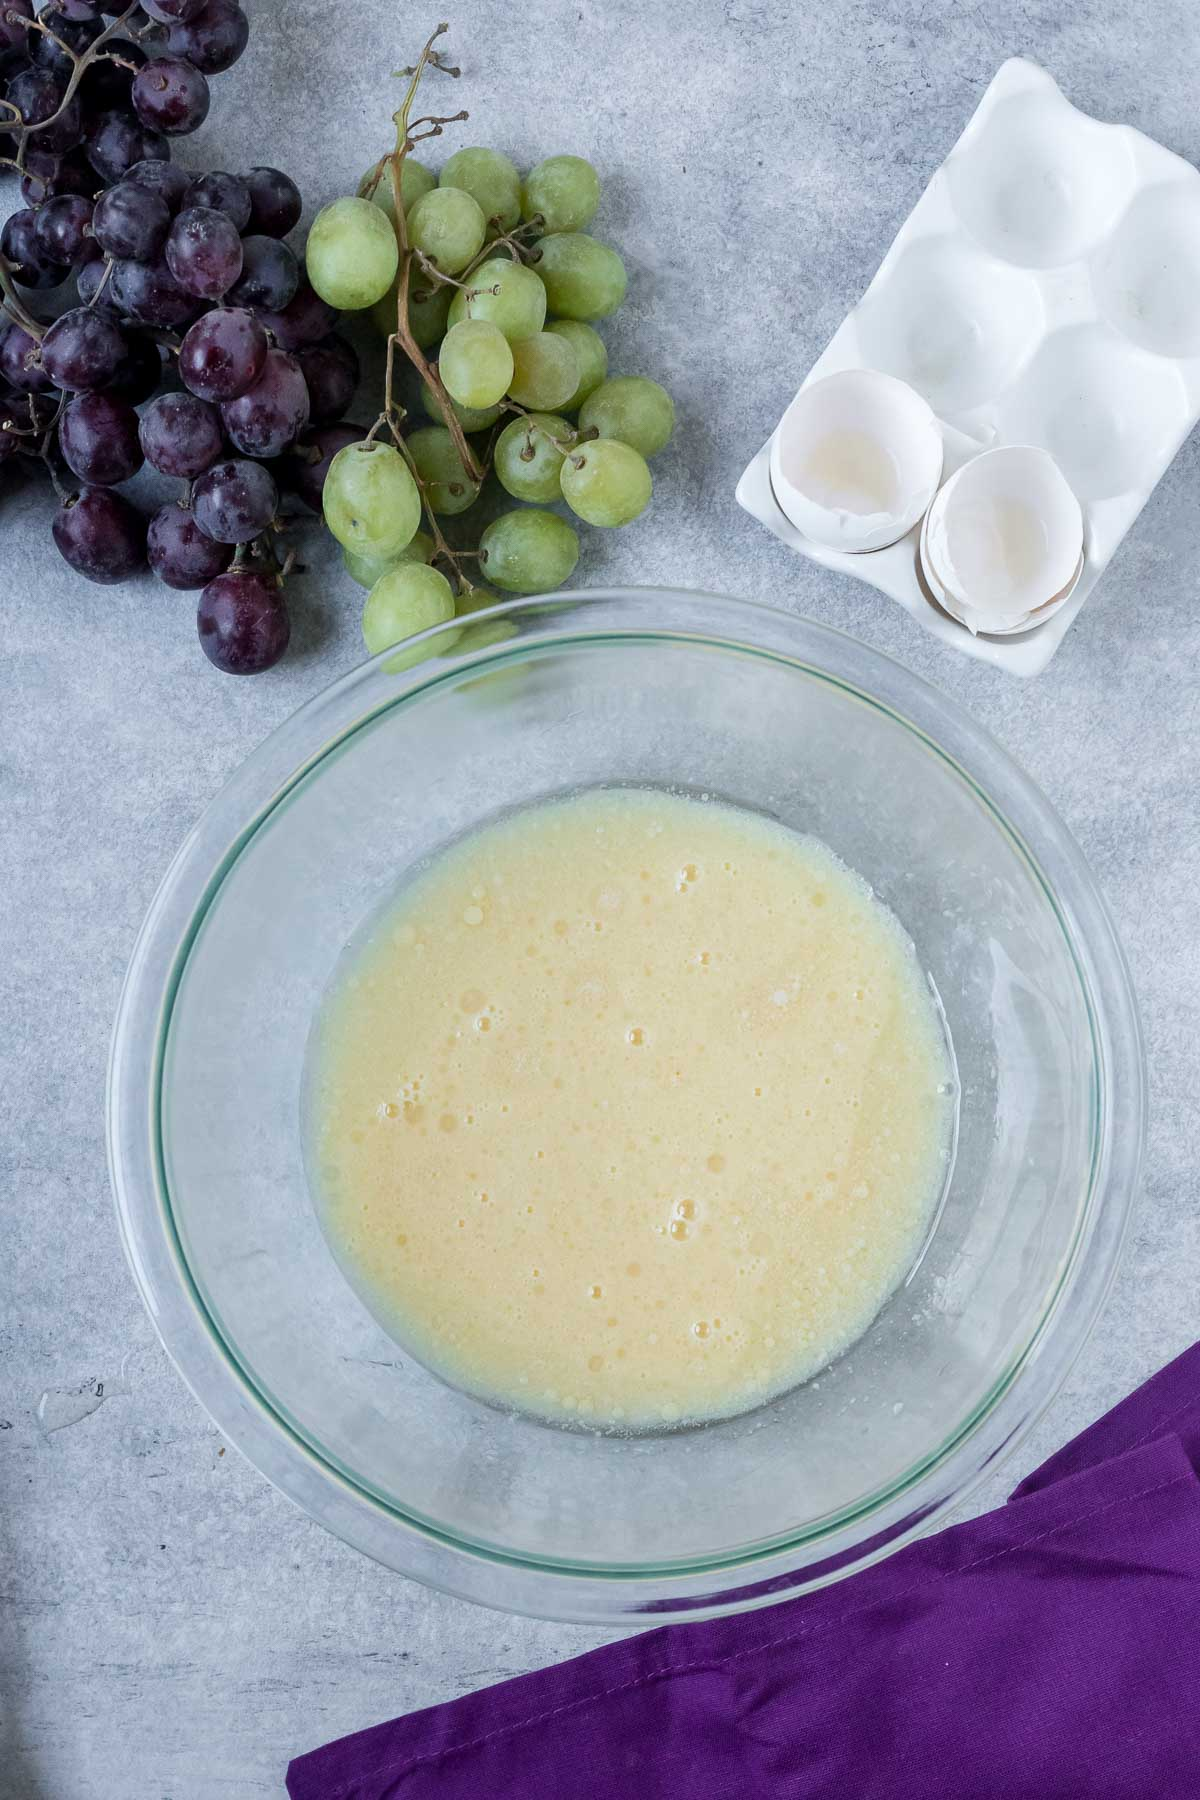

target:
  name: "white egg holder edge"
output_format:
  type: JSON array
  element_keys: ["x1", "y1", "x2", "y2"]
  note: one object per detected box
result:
[{"x1": 735, "y1": 57, "x2": 1200, "y2": 677}]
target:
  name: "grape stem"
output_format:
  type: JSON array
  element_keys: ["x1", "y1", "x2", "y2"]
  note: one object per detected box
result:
[
  {"x1": 405, "y1": 109, "x2": 468, "y2": 143},
  {"x1": 357, "y1": 23, "x2": 574, "y2": 582},
  {"x1": 1, "y1": 2, "x2": 141, "y2": 170},
  {"x1": 411, "y1": 252, "x2": 495, "y2": 295},
  {"x1": 503, "y1": 402, "x2": 596, "y2": 455},
  {"x1": 38, "y1": 391, "x2": 70, "y2": 501},
  {"x1": 414, "y1": 213, "x2": 544, "y2": 304},
  {"x1": 18, "y1": 11, "x2": 92, "y2": 64},
  {"x1": 385, "y1": 416, "x2": 476, "y2": 596},
  {"x1": 362, "y1": 329, "x2": 406, "y2": 448},
  {"x1": 395, "y1": 22, "x2": 456, "y2": 82},
  {"x1": 84, "y1": 257, "x2": 116, "y2": 313},
  {"x1": 0, "y1": 255, "x2": 46, "y2": 340},
  {"x1": 377, "y1": 33, "x2": 485, "y2": 488},
  {"x1": 473, "y1": 219, "x2": 545, "y2": 269},
  {"x1": 1, "y1": 390, "x2": 44, "y2": 437}
]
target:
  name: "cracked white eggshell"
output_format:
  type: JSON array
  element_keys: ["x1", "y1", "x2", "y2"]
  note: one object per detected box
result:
[
  {"x1": 921, "y1": 445, "x2": 1083, "y2": 633},
  {"x1": 769, "y1": 369, "x2": 943, "y2": 553}
]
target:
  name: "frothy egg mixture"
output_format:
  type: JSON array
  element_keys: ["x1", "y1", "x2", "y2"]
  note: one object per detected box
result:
[{"x1": 307, "y1": 788, "x2": 954, "y2": 1430}]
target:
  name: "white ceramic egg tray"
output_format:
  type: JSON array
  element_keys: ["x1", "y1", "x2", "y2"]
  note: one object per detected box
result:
[{"x1": 736, "y1": 58, "x2": 1200, "y2": 675}]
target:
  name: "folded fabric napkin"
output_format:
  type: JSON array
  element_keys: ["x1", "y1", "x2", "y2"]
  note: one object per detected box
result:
[{"x1": 288, "y1": 1342, "x2": 1200, "y2": 1800}]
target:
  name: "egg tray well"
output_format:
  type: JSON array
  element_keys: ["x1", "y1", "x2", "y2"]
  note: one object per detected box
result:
[{"x1": 736, "y1": 58, "x2": 1200, "y2": 676}]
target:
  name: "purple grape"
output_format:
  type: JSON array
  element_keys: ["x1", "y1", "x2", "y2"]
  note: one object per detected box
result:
[
  {"x1": 142, "y1": 0, "x2": 204, "y2": 21},
  {"x1": 181, "y1": 168, "x2": 249, "y2": 230},
  {"x1": 138, "y1": 390, "x2": 223, "y2": 477},
  {"x1": 219, "y1": 347, "x2": 308, "y2": 458},
  {"x1": 58, "y1": 390, "x2": 143, "y2": 483},
  {"x1": 191, "y1": 456, "x2": 278, "y2": 542},
  {"x1": 297, "y1": 335, "x2": 358, "y2": 425},
  {"x1": 46, "y1": 0, "x2": 101, "y2": 20},
  {"x1": 40, "y1": 306, "x2": 128, "y2": 391},
  {"x1": 34, "y1": 192, "x2": 94, "y2": 263},
  {"x1": 72, "y1": 235, "x2": 104, "y2": 279},
  {"x1": 227, "y1": 234, "x2": 298, "y2": 312},
  {"x1": 86, "y1": 110, "x2": 169, "y2": 185},
  {"x1": 178, "y1": 305, "x2": 266, "y2": 402},
  {"x1": 21, "y1": 148, "x2": 63, "y2": 203},
  {"x1": 164, "y1": 0, "x2": 246, "y2": 74},
  {"x1": 19, "y1": 145, "x2": 98, "y2": 204},
  {"x1": 0, "y1": 0, "x2": 32, "y2": 61},
  {"x1": 282, "y1": 420, "x2": 366, "y2": 513},
  {"x1": 53, "y1": 485, "x2": 146, "y2": 582},
  {"x1": 124, "y1": 155, "x2": 188, "y2": 212},
  {"x1": 244, "y1": 166, "x2": 300, "y2": 239},
  {"x1": 164, "y1": 204, "x2": 242, "y2": 299},
  {"x1": 132, "y1": 55, "x2": 209, "y2": 134},
  {"x1": 75, "y1": 250, "x2": 122, "y2": 313},
  {"x1": 1, "y1": 207, "x2": 67, "y2": 287},
  {"x1": 197, "y1": 568, "x2": 289, "y2": 674},
  {"x1": 147, "y1": 500, "x2": 232, "y2": 587},
  {"x1": 5, "y1": 64, "x2": 83, "y2": 152},
  {"x1": 106, "y1": 330, "x2": 163, "y2": 403},
  {"x1": 254, "y1": 272, "x2": 336, "y2": 351},
  {"x1": 92, "y1": 180, "x2": 170, "y2": 259},
  {"x1": 0, "y1": 320, "x2": 53, "y2": 392},
  {"x1": 109, "y1": 252, "x2": 198, "y2": 328},
  {"x1": 78, "y1": 36, "x2": 145, "y2": 111}
]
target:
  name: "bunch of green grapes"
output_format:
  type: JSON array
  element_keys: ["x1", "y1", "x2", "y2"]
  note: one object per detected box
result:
[{"x1": 301, "y1": 26, "x2": 674, "y2": 666}]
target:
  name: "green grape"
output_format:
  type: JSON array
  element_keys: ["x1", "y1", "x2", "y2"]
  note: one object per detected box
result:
[
  {"x1": 371, "y1": 278, "x2": 452, "y2": 349},
  {"x1": 579, "y1": 375, "x2": 675, "y2": 458},
  {"x1": 439, "y1": 147, "x2": 522, "y2": 233},
  {"x1": 401, "y1": 157, "x2": 437, "y2": 209},
  {"x1": 439, "y1": 318, "x2": 514, "y2": 410},
  {"x1": 453, "y1": 581, "x2": 519, "y2": 652},
  {"x1": 407, "y1": 425, "x2": 482, "y2": 516},
  {"x1": 533, "y1": 233, "x2": 626, "y2": 320},
  {"x1": 343, "y1": 532, "x2": 435, "y2": 589},
  {"x1": 507, "y1": 332, "x2": 579, "y2": 410},
  {"x1": 408, "y1": 281, "x2": 454, "y2": 349},
  {"x1": 421, "y1": 378, "x2": 504, "y2": 433},
  {"x1": 447, "y1": 257, "x2": 546, "y2": 343},
  {"x1": 456, "y1": 581, "x2": 498, "y2": 614},
  {"x1": 370, "y1": 281, "x2": 398, "y2": 339},
  {"x1": 364, "y1": 156, "x2": 436, "y2": 223},
  {"x1": 521, "y1": 156, "x2": 601, "y2": 234},
  {"x1": 546, "y1": 320, "x2": 607, "y2": 409},
  {"x1": 407, "y1": 187, "x2": 486, "y2": 276},
  {"x1": 494, "y1": 412, "x2": 574, "y2": 503},
  {"x1": 324, "y1": 441, "x2": 421, "y2": 559},
  {"x1": 479, "y1": 509, "x2": 579, "y2": 593},
  {"x1": 560, "y1": 437, "x2": 652, "y2": 526},
  {"x1": 363, "y1": 563, "x2": 459, "y2": 669},
  {"x1": 306, "y1": 196, "x2": 399, "y2": 311}
]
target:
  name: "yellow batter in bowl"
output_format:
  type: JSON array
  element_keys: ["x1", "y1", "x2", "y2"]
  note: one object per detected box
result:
[{"x1": 307, "y1": 788, "x2": 954, "y2": 1430}]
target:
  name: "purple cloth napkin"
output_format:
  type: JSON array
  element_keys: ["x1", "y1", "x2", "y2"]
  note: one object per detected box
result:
[{"x1": 288, "y1": 1343, "x2": 1200, "y2": 1800}]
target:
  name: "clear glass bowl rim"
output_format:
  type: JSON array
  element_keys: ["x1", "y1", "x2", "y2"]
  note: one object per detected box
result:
[{"x1": 107, "y1": 588, "x2": 1145, "y2": 1623}]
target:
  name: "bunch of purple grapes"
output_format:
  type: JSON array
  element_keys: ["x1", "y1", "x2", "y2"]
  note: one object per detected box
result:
[{"x1": 1, "y1": 0, "x2": 364, "y2": 673}]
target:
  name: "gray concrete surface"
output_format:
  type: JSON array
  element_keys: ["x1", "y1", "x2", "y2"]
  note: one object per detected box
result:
[{"x1": 3, "y1": 0, "x2": 1200, "y2": 1792}]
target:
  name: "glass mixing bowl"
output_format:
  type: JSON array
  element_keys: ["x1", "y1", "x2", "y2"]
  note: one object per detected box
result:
[{"x1": 107, "y1": 590, "x2": 1144, "y2": 1623}]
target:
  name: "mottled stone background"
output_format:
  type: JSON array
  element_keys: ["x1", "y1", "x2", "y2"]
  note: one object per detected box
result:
[{"x1": 3, "y1": 0, "x2": 1199, "y2": 1792}]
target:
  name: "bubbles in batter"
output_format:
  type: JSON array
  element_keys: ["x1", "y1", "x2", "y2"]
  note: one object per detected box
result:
[{"x1": 306, "y1": 788, "x2": 955, "y2": 1431}]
